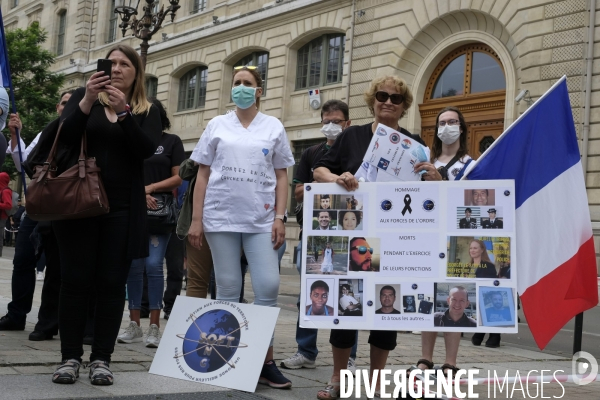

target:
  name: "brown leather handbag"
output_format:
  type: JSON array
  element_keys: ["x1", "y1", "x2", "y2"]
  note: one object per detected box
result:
[{"x1": 26, "y1": 122, "x2": 110, "y2": 221}]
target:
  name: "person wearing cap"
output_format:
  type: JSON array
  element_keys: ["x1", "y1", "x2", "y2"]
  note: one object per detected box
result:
[
  {"x1": 481, "y1": 208, "x2": 503, "y2": 229},
  {"x1": 459, "y1": 208, "x2": 477, "y2": 229}
]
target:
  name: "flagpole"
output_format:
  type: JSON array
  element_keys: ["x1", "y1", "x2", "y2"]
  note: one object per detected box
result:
[
  {"x1": 573, "y1": 312, "x2": 583, "y2": 354},
  {"x1": 461, "y1": 75, "x2": 569, "y2": 181},
  {"x1": 0, "y1": 7, "x2": 27, "y2": 196}
]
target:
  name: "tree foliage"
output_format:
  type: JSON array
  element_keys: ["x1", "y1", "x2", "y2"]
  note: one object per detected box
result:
[{"x1": 2, "y1": 22, "x2": 64, "y2": 179}]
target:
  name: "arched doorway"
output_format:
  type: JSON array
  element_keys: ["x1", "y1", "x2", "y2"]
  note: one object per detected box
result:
[{"x1": 418, "y1": 43, "x2": 506, "y2": 159}]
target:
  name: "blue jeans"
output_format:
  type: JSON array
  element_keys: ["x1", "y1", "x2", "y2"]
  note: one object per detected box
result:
[
  {"x1": 127, "y1": 233, "x2": 171, "y2": 310},
  {"x1": 205, "y1": 231, "x2": 280, "y2": 346}
]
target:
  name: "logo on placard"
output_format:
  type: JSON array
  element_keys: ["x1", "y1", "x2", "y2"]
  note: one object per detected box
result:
[
  {"x1": 389, "y1": 132, "x2": 401, "y2": 144},
  {"x1": 376, "y1": 127, "x2": 388, "y2": 136},
  {"x1": 422, "y1": 199, "x2": 435, "y2": 211},
  {"x1": 401, "y1": 139, "x2": 412, "y2": 149},
  {"x1": 175, "y1": 309, "x2": 248, "y2": 373},
  {"x1": 380, "y1": 199, "x2": 393, "y2": 211},
  {"x1": 377, "y1": 158, "x2": 390, "y2": 170},
  {"x1": 372, "y1": 139, "x2": 380, "y2": 151}
]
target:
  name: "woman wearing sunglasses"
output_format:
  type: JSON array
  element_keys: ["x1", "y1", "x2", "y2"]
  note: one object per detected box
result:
[
  {"x1": 411, "y1": 106, "x2": 474, "y2": 381},
  {"x1": 313, "y1": 76, "x2": 424, "y2": 398},
  {"x1": 314, "y1": 75, "x2": 425, "y2": 189},
  {"x1": 187, "y1": 65, "x2": 294, "y2": 389}
]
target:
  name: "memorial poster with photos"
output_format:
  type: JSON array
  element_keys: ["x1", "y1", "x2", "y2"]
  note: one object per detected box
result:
[{"x1": 300, "y1": 181, "x2": 517, "y2": 333}]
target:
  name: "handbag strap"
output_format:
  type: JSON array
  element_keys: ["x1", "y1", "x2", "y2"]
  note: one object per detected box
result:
[
  {"x1": 37, "y1": 122, "x2": 89, "y2": 183},
  {"x1": 436, "y1": 153, "x2": 463, "y2": 181}
]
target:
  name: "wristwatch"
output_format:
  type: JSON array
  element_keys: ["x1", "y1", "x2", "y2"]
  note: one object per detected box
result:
[{"x1": 275, "y1": 214, "x2": 285, "y2": 222}]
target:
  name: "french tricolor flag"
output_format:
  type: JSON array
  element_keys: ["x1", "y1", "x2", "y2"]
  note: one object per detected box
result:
[{"x1": 463, "y1": 76, "x2": 598, "y2": 349}]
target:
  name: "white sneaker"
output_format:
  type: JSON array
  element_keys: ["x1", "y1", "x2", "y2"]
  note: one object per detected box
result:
[
  {"x1": 280, "y1": 352, "x2": 316, "y2": 369},
  {"x1": 145, "y1": 324, "x2": 161, "y2": 348},
  {"x1": 412, "y1": 331, "x2": 422, "y2": 335},
  {"x1": 117, "y1": 321, "x2": 143, "y2": 343},
  {"x1": 36, "y1": 272, "x2": 44, "y2": 281},
  {"x1": 347, "y1": 357, "x2": 356, "y2": 373}
]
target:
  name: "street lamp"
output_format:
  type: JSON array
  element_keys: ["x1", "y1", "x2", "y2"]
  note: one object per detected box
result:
[{"x1": 114, "y1": 0, "x2": 181, "y2": 70}]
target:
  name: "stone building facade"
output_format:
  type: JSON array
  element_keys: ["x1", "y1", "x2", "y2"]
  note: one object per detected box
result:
[{"x1": 3, "y1": 0, "x2": 600, "y2": 271}]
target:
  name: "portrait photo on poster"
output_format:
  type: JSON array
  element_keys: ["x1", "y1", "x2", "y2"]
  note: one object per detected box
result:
[
  {"x1": 374, "y1": 284, "x2": 401, "y2": 314},
  {"x1": 312, "y1": 210, "x2": 338, "y2": 231},
  {"x1": 338, "y1": 210, "x2": 364, "y2": 231},
  {"x1": 464, "y1": 188, "x2": 496, "y2": 206},
  {"x1": 480, "y1": 207, "x2": 504, "y2": 229},
  {"x1": 348, "y1": 236, "x2": 380, "y2": 272},
  {"x1": 403, "y1": 295, "x2": 417, "y2": 313},
  {"x1": 305, "y1": 278, "x2": 336, "y2": 317},
  {"x1": 479, "y1": 286, "x2": 516, "y2": 327},
  {"x1": 338, "y1": 279, "x2": 364, "y2": 317},
  {"x1": 433, "y1": 282, "x2": 477, "y2": 328},
  {"x1": 314, "y1": 194, "x2": 334, "y2": 210},
  {"x1": 446, "y1": 236, "x2": 511, "y2": 279},
  {"x1": 456, "y1": 206, "x2": 481, "y2": 229},
  {"x1": 304, "y1": 236, "x2": 349, "y2": 275},
  {"x1": 313, "y1": 194, "x2": 364, "y2": 211}
]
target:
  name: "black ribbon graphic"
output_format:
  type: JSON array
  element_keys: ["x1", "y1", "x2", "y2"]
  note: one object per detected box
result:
[{"x1": 401, "y1": 194, "x2": 412, "y2": 216}]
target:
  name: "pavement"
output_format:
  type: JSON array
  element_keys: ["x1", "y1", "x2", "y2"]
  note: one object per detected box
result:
[{"x1": 0, "y1": 245, "x2": 599, "y2": 400}]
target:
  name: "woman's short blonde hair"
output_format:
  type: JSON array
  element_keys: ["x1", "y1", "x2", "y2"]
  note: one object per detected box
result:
[{"x1": 364, "y1": 75, "x2": 413, "y2": 119}]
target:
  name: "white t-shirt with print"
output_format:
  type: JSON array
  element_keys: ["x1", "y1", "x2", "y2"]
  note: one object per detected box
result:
[
  {"x1": 434, "y1": 155, "x2": 472, "y2": 181},
  {"x1": 190, "y1": 111, "x2": 295, "y2": 233}
]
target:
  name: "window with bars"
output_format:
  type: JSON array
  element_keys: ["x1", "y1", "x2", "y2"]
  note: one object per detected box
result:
[
  {"x1": 57, "y1": 10, "x2": 66, "y2": 56},
  {"x1": 192, "y1": 0, "x2": 207, "y2": 13},
  {"x1": 296, "y1": 34, "x2": 344, "y2": 90},
  {"x1": 177, "y1": 67, "x2": 208, "y2": 111},
  {"x1": 290, "y1": 138, "x2": 325, "y2": 213},
  {"x1": 232, "y1": 52, "x2": 269, "y2": 95},
  {"x1": 107, "y1": 0, "x2": 118, "y2": 43},
  {"x1": 146, "y1": 77, "x2": 158, "y2": 99}
]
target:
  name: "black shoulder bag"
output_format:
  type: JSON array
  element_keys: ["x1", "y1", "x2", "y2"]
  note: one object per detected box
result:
[
  {"x1": 436, "y1": 154, "x2": 463, "y2": 181},
  {"x1": 147, "y1": 193, "x2": 178, "y2": 234}
]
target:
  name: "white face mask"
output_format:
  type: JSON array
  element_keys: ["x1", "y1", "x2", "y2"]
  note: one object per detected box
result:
[
  {"x1": 321, "y1": 122, "x2": 343, "y2": 140},
  {"x1": 437, "y1": 124, "x2": 461, "y2": 145}
]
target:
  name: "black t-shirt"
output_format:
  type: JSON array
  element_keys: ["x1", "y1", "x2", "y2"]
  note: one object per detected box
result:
[
  {"x1": 314, "y1": 123, "x2": 425, "y2": 176},
  {"x1": 143, "y1": 133, "x2": 185, "y2": 190},
  {"x1": 293, "y1": 142, "x2": 329, "y2": 184}
]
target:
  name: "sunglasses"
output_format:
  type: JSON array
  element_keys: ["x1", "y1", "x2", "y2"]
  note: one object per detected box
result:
[
  {"x1": 375, "y1": 91, "x2": 404, "y2": 105},
  {"x1": 234, "y1": 65, "x2": 258, "y2": 70},
  {"x1": 351, "y1": 246, "x2": 373, "y2": 254}
]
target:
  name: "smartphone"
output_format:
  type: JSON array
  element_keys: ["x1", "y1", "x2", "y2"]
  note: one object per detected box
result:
[{"x1": 96, "y1": 59, "x2": 112, "y2": 80}]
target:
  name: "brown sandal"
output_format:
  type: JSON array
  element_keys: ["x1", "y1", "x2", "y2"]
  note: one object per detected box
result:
[
  {"x1": 439, "y1": 363, "x2": 460, "y2": 378},
  {"x1": 415, "y1": 358, "x2": 434, "y2": 370}
]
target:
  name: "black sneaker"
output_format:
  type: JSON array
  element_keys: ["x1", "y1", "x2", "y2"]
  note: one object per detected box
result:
[
  {"x1": 29, "y1": 330, "x2": 54, "y2": 341},
  {"x1": 0, "y1": 315, "x2": 25, "y2": 331},
  {"x1": 471, "y1": 332, "x2": 484, "y2": 346},
  {"x1": 259, "y1": 360, "x2": 292, "y2": 389}
]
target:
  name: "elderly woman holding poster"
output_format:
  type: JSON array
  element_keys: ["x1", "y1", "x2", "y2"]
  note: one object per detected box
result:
[{"x1": 313, "y1": 75, "x2": 425, "y2": 399}]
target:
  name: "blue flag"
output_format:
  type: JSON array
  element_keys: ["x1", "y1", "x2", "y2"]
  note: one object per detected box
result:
[{"x1": 0, "y1": 8, "x2": 12, "y2": 88}]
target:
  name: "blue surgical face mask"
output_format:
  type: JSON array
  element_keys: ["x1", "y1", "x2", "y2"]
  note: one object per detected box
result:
[{"x1": 231, "y1": 85, "x2": 257, "y2": 109}]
